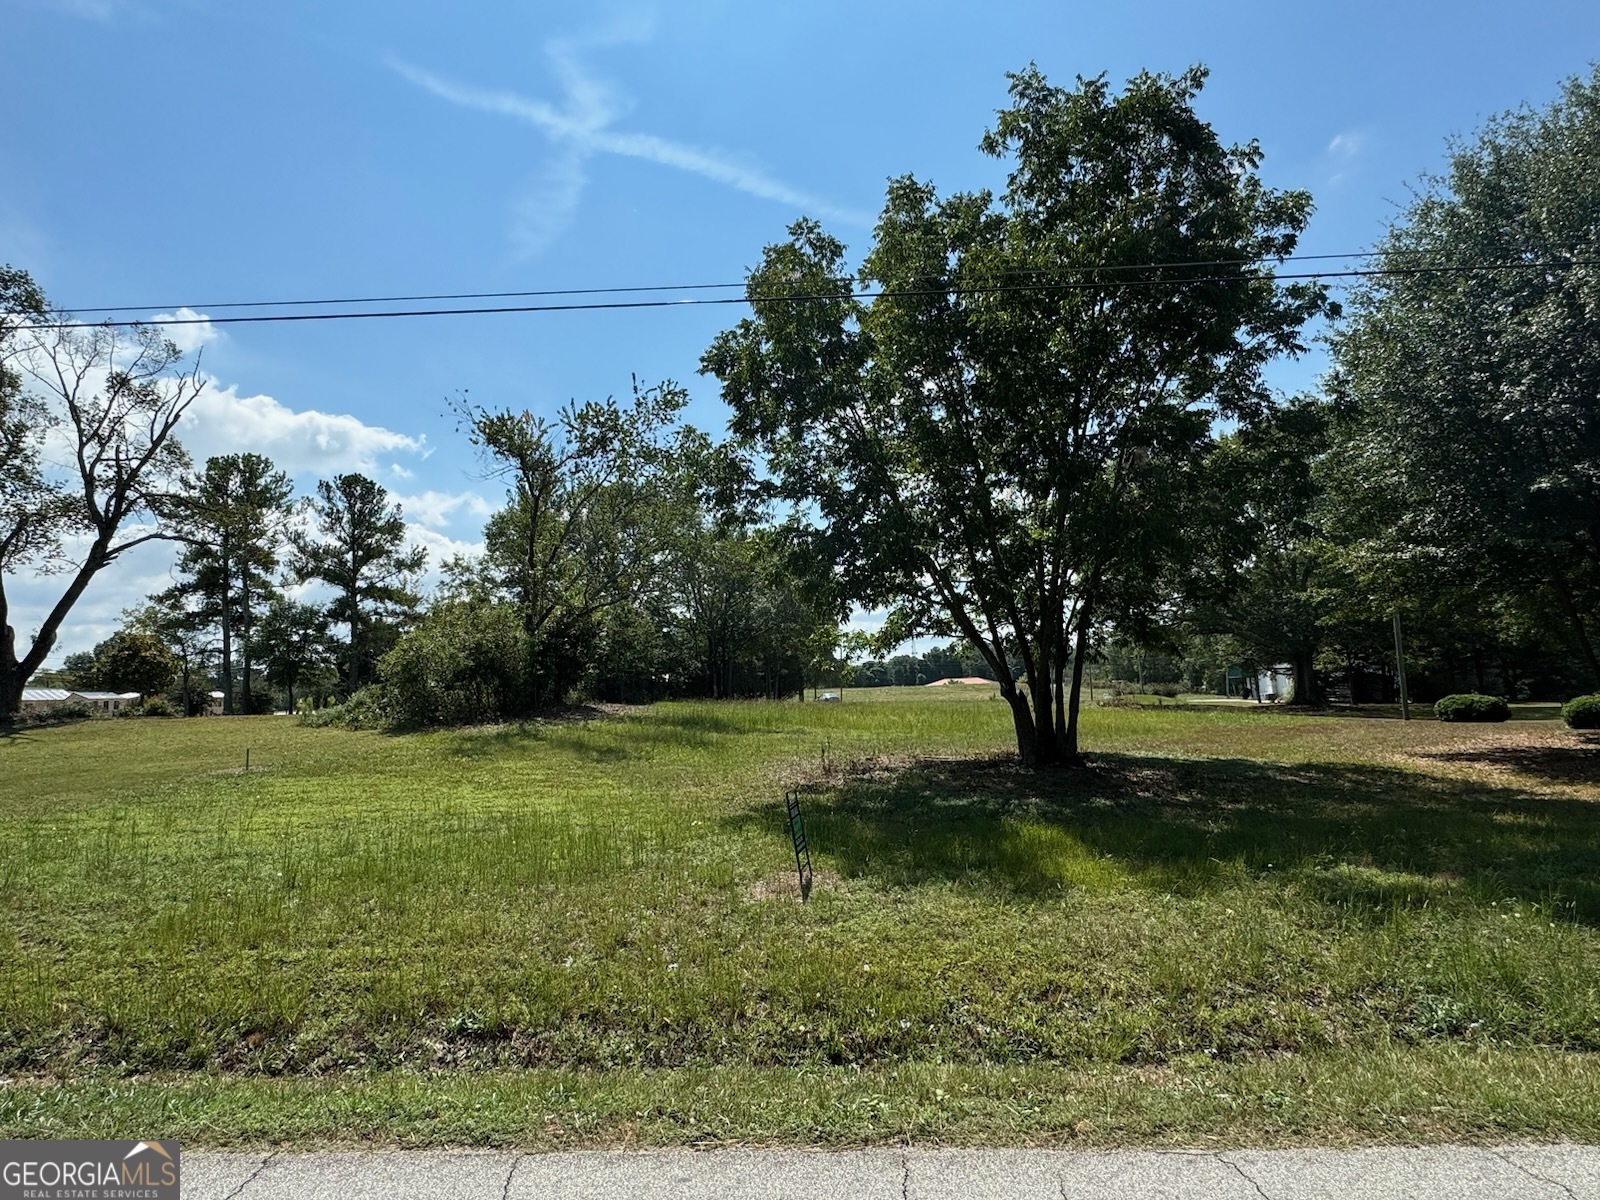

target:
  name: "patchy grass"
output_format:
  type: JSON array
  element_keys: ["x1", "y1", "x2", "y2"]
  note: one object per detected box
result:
[{"x1": 1, "y1": 700, "x2": 1598, "y2": 1146}]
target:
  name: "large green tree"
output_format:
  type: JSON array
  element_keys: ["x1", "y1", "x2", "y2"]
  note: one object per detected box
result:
[
  {"x1": 458, "y1": 380, "x2": 690, "y2": 708},
  {"x1": 1328, "y1": 66, "x2": 1600, "y2": 686},
  {"x1": 124, "y1": 597, "x2": 214, "y2": 715},
  {"x1": 86, "y1": 629, "x2": 177, "y2": 698},
  {"x1": 1, "y1": 270, "x2": 204, "y2": 719},
  {"x1": 1195, "y1": 398, "x2": 1334, "y2": 704},
  {"x1": 255, "y1": 596, "x2": 334, "y2": 714},
  {"x1": 290, "y1": 474, "x2": 425, "y2": 695},
  {"x1": 160, "y1": 453, "x2": 295, "y2": 714},
  {"x1": 702, "y1": 67, "x2": 1327, "y2": 764}
]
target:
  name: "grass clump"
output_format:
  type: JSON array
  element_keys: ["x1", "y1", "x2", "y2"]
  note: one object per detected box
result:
[{"x1": 2, "y1": 697, "x2": 1598, "y2": 1144}]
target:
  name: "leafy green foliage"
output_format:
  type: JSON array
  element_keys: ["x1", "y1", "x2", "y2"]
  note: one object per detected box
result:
[
  {"x1": 290, "y1": 474, "x2": 425, "y2": 695},
  {"x1": 377, "y1": 599, "x2": 529, "y2": 728},
  {"x1": 255, "y1": 598, "x2": 334, "y2": 714},
  {"x1": 158, "y1": 453, "x2": 294, "y2": 715},
  {"x1": 456, "y1": 380, "x2": 688, "y2": 708},
  {"x1": 137, "y1": 695, "x2": 176, "y2": 717},
  {"x1": 1328, "y1": 66, "x2": 1600, "y2": 687},
  {"x1": 1563, "y1": 694, "x2": 1600, "y2": 730},
  {"x1": 87, "y1": 630, "x2": 177, "y2": 698},
  {"x1": 1, "y1": 272, "x2": 204, "y2": 717},
  {"x1": 703, "y1": 67, "x2": 1328, "y2": 764},
  {"x1": 1432, "y1": 693, "x2": 1510, "y2": 723}
]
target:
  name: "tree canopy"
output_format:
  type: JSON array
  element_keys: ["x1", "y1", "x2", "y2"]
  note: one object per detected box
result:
[
  {"x1": 1327, "y1": 65, "x2": 1600, "y2": 687},
  {"x1": 702, "y1": 66, "x2": 1329, "y2": 763},
  {"x1": 1, "y1": 271, "x2": 204, "y2": 717}
]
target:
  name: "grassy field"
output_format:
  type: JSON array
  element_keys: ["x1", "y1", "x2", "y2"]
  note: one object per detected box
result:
[{"x1": 2, "y1": 698, "x2": 1598, "y2": 1148}]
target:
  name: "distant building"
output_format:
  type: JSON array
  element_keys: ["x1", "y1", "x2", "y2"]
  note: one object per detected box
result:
[
  {"x1": 1253, "y1": 666, "x2": 1294, "y2": 703},
  {"x1": 18, "y1": 688, "x2": 140, "y2": 715},
  {"x1": 70, "y1": 690, "x2": 141, "y2": 714},
  {"x1": 19, "y1": 687, "x2": 73, "y2": 712}
]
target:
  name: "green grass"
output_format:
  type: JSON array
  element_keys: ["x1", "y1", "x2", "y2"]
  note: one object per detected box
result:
[{"x1": 2, "y1": 700, "x2": 1598, "y2": 1146}]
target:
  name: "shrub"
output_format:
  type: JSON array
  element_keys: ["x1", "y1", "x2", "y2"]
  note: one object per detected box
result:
[
  {"x1": 298, "y1": 687, "x2": 391, "y2": 731},
  {"x1": 138, "y1": 696, "x2": 175, "y2": 717},
  {"x1": 11, "y1": 701, "x2": 96, "y2": 727},
  {"x1": 1098, "y1": 694, "x2": 1139, "y2": 709},
  {"x1": 1433, "y1": 693, "x2": 1510, "y2": 723},
  {"x1": 1563, "y1": 694, "x2": 1600, "y2": 730},
  {"x1": 377, "y1": 600, "x2": 530, "y2": 728}
]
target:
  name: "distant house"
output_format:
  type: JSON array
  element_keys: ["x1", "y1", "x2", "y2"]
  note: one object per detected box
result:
[
  {"x1": 1222, "y1": 666, "x2": 1294, "y2": 702},
  {"x1": 1253, "y1": 666, "x2": 1294, "y2": 703},
  {"x1": 70, "y1": 690, "x2": 141, "y2": 714},
  {"x1": 19, "y1": 687, "x2": 73, "y2": 713},
  {"x1": 206, "y1": 691, "x2": 225, "y2": 716}
]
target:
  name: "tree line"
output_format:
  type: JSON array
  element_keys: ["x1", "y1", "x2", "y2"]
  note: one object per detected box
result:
[{"x1": 6, "y1": 63, "x2": 1599, "y2": 761}]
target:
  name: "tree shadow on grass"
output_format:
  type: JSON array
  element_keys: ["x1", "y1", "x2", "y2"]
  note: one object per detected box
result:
[
  {"x1": 1412, "y1": 735, "x2": 1600, "y2": 787},
  {"x1": 726, "y1": 753, "x2": 1600, "y2": 922}
]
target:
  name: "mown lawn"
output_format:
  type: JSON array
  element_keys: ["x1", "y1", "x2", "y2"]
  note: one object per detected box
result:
[{"x1": 1, "y1": 700, "x2": 1598, "y2": 1147}]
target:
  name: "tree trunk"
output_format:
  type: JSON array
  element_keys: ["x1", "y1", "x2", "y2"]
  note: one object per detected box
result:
[
  {"x1": 239, "y1": 561, "x2": 253, "y2": 714},
  {"x1": 1551, "y1": 574, "x2": 1600, "y2": 686},
  {"x1": 1053, "y1": 649, "x2": 1067, "y2": 741},
  {"x1": 1063, "y1": 615, "x2": 1092, "y2": 764},
  {"x1": 1004, "y1": 686, "x2": 1038, "y2": 766},
  {"x1": 1030, "y1": 671, "x2": 1061, "y2": 766},
  {"x1": 2, "y1": 538, "x2": 112, "y2": 718},
  {"x1": 1290, "y1": 651, "x2": 1321, "y2": 706},
  {"x1": 219, "y1": 533, "x2": 235, "y2": 715},
  {"x1": 346, "y1": 578, "x2": 361, "y2": 694},
  {"x1": 1, "y1": 615, "x2": 21, "y2": 720}
]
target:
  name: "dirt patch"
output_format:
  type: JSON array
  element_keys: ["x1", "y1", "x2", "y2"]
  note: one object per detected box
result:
[
  {"x1": 1396, "y1": 726, "x2": 1600, "y2": 796},
  {"x1": 746, "y1": 867, "x2": 843, "y2": 901}
]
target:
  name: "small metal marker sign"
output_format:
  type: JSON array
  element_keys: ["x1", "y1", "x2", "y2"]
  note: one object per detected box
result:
[{"x1": 784, "y1": 788, "x2": 813, "y2": 901}]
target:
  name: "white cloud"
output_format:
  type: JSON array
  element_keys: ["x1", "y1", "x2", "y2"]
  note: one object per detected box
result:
[
  {"x1": 511, "y1": 144, "x2": 591, "y2": 257},
  {"x1": 1327, "y1": 131, "x2": 1365, "y2": 160},
  {"x1": 406, "y1": 524, "x2": 486, "y2": 597},
  {"x1": 10, "y1": 534, "x2": 178, "y2": 668},
  {"x1": 393, "y1": 489, "x2": 496, "y2": 531},
  {"x1": 181, "y1": 384, "x2": 426, "y2": 476},
  {"x1": 8, "y1": 315, "x2": 436, "y2": 664},
  {"x1": 148, "y1": 307, "x2": 224, "y2": 355},
  {"x1": 1325, "y1": 131, "x2": 1367, "y2": 185},
  {"x1": 389, "y1": 20, "x2": 868, "y2": 254}
]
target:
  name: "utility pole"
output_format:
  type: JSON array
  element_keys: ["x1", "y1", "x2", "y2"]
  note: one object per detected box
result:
[{"x1": 1392, "y1": 610, "x2": 1411, "y2": 721}]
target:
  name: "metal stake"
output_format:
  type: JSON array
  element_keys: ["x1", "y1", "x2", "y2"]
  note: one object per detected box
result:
[{"x1": 1392, "y1": 611, "x2": 1411, "y2": 721}]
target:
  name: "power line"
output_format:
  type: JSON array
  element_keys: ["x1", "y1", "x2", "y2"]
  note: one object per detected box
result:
[
  {"x1": 20, "y1": 257, "x2": 1600, "y2": 332},
  {"x1": 55, "y1": 250, "x2": 1395, "y2": 315}
]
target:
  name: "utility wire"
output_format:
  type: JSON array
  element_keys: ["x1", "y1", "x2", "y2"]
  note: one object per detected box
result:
[
  {"x1": 21, "y1": 257, "x2": 1600, "y2": 332},
  {"x1": 59, "y1": 249, "x2": 1439, "y2": 315}
]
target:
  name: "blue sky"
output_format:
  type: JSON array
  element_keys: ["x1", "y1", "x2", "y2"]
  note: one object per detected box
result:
[{"x1": 6, "y1": 0, "x2": 1599, "y2": 663}]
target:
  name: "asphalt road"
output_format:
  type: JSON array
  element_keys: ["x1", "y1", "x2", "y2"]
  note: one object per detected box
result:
[{"x1": 182, "y1": 1144, "x2": 1600, "y2": 1198}]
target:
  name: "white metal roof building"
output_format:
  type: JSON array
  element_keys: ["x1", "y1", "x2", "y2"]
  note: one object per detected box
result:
[{"x1": 19, "y1": 688, "x2": 73, "y2": 704}]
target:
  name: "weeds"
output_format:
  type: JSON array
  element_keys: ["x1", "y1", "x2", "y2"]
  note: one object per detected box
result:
[{"x1": 1, "y1": 699, "x2": 1597, "y2": 1142}]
